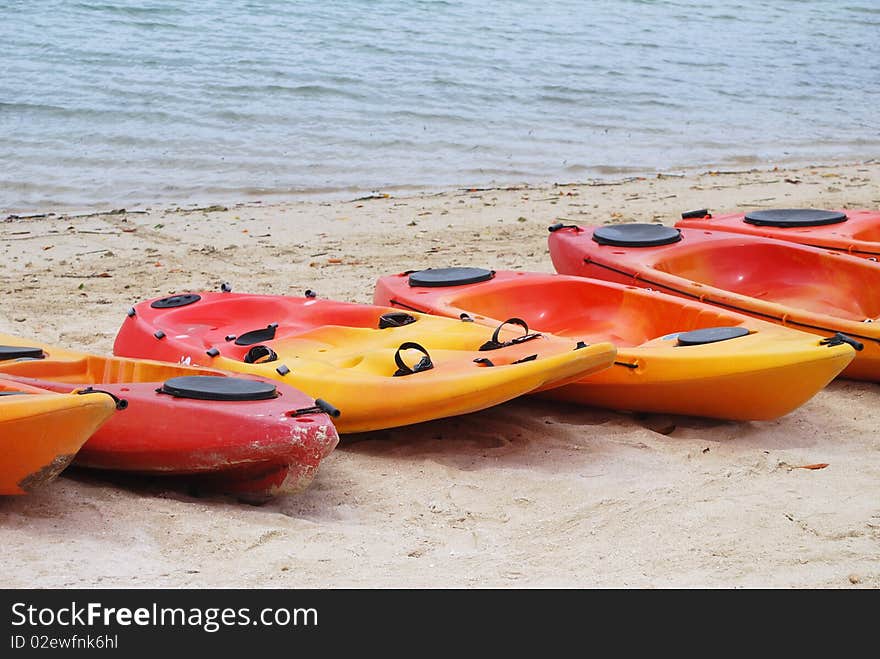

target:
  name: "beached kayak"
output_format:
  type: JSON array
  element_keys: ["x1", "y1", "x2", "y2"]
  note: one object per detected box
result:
[
  {"x1": 0, "y1": 379, "x2": 117, "y2": 495},
  {"x1": 112, "y1": 292, "x2": 617, "y2": 433},
  {"x1": 676, "y1": 208, "x2": 880, "y2": 259},
  {"x1": 548, "y1": 222, "x2": 880, "y2": 381},
  {"x1": 0, "y1": 335, "x2": 339, "y2": 497},
  {"x1": 374, "y1": 268, "x2": 855, "y2": 420}
]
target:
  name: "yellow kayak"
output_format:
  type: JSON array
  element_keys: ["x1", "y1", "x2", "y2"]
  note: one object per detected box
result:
[
  {"x1": 375, "y1": 268, "x2": 855, "y2": 421},
  {"x1": 0, "y1": 379, "x2": 117, "y2": 495},
  {"x1": 113, "y1": 292, "x2": 618, "y2": 433}
]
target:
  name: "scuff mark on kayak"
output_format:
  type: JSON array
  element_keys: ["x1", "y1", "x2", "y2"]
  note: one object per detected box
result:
[{"x1": 17, "y1": 453, "x2": 76, "y2": 493}]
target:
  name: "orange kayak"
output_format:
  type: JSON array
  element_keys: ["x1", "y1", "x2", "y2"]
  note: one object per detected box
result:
[
  {"x1": 548, "y1": 222, "x2": 880, "y2": 381},
  {"x1": 676, "y1": 208, "x2": 880, "y2": 259},
  {"x1": 375, "y1": 268, "x2": 854, "y2": 420},
  {"x1": 0, "y1": 379, "x2": 116, "y2": 495},
  {"x1": 112, "y1": 291, "x2": 617, "y2": 433}
]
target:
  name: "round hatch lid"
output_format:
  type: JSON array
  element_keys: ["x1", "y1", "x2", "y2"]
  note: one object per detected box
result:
[
  {"x1": 743, "y1": 209, "x2": 847, "y2": 227},
  {"x1": 0, "y1": 345, "x2": 45, "y2": 361},
  {"x1": 408, "y1": 267, "x2": 494, "y2": 287},
  {"x1": 676, "y1": 326, "x2": 750, "y2": 346},
  {"x1": 159, "y1": 375, "x2": 278, "y2": 401},
  {"x1": 150, "y1": 294, "x2": 202, "y2": 309},
  {"x1": 592, "y1": 224, "x2": 682, "y2": 247}
]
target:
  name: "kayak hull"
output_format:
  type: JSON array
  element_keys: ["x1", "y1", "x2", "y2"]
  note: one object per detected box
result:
[
  {"x1": 540, "y1": 351, "x2": 851, "y2": 420},
  {"x1": 374, "y1": 269, "x2": 854, "y2": 420},
  {"x1": 112, "y1": 292, "x2": 617, "y2": 433},
  {"x1": 548, "y1": 225, "x2": 880, "y2": 381},
  {"x1": 0, "y1": 381, "x2": 116, "y2": 495},
  {"x1": 0, "y1": 334, "x2": 339, "y2": 496}
]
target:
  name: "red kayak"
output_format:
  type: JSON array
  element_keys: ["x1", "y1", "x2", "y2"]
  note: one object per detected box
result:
[
  {"x1": 0, "y1": 333, "x2": 339, "y2": 498},
  {"x1": 676, "y1": 208, "x2": 880, "y2": 259},
  {"x1": 548, "y1": 222, "x2": 880, "y2": 381}
]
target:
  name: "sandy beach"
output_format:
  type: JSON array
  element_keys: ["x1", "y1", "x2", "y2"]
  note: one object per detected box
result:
[{"x1": 1, "y1": 160, "x2": 879, "y2": 588}]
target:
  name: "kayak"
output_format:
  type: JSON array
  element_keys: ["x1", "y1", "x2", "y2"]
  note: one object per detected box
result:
[
  {"x1": 374, "y1": 268, "x2": 855, "y2": 420},
  {"x1": 548, "y1": 222, "x2": 880, "y2": 381},
  {"x1": 0, "y1": 379, "x2": 116, "y2": 495},
  {"x1": 0, "y1": 334, "x2": 339, "y2": 497},
  {"x1": 676, "y1": 208, "x2": 880, "y2": 259},
  {"x1": 112, "y1": 292, "x2": 618, "y2": 433}
]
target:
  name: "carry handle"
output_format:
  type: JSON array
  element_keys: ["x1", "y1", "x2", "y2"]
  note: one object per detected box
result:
[
  {"x1": 393, "y1": 342, "x2": 434, "y2": 376},
  {"x1": 378, "y1": 311, "x2": 417, "y2": 329},
  {"x1": 479, "y1": 318, "x2": 541, "y2": 351},
  {"x1": 76, "y1": 387, "x2": 128, "y2": 410},
  {"x1": 548, "y1": 222, "x2": 581, "y2": 233},
  {"x1": 243, "y1": 345, "x2": 279, "y2": 364},
  {"x1": 680, "y1": 208, "x2": 711, "y2": 219},
  {"x1": 290, "y1": 398, "x2": 341, "y2": 418},
  {"x1": 820, "y1": 333, "x2": 864, "y2": 351}
]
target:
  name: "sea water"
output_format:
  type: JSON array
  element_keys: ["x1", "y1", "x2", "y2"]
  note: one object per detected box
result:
[{"x1": 1, "y1": 0, "x2": 878, "y2": 210}]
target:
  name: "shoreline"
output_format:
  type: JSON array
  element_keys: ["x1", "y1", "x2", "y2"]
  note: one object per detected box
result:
[
  {"x1": 1, "y1": 160, "x2": 879, "y2": 588},
  {"x1": 4, "y1": 156, "x2": 878, "y2": 219}
]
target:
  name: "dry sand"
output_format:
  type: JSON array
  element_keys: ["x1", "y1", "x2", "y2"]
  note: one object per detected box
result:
[{"x1": 1, "y1": 161, "x2": 879, "y2": 588}]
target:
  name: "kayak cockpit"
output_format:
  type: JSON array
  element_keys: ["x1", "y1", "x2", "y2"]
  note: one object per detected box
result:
[
  {"x1": 650, "y1": 241, "x2": 880, "y2": 321},
  {"x1": 450, "y1": 278, "x2": 750, "y2": 347}
]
